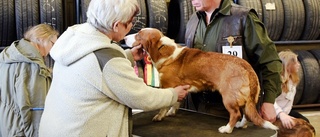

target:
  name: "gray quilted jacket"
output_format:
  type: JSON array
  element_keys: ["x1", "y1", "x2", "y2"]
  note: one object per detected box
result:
[{"x1": 0, "y1": 39, "x2": 51, "y2": 137}]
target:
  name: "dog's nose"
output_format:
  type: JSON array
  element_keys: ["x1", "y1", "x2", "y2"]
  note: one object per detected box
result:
[{"x1": 124, "y1": 33, "x2": 136, "y2": 47}]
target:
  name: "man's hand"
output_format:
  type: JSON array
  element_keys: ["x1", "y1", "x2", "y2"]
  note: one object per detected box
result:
[
  {"x1": 279, "y1": 112, "x2": 296, "y2": 129},
  {"x1": 260, "y1": 102, "x2": 277, "y2": 122},
  {"x1": 130, "y1": 45, "x2": 145, "y2": 61}
]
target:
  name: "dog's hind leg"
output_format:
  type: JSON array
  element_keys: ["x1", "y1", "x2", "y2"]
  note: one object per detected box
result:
[
  {"x1": 218, "y1": 108, "x2": 241, "y2": 133},
  {"x1": 152, "y1": 107, "x2": 169, "y2": 121},
  {"x1": 219, "y1": 94, "x2": 242, "y2": 133}
]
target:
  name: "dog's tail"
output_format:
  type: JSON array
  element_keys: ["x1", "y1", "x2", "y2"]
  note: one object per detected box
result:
[
  {"x1": 243, "y1": 66, "x2": 278, "y2": 130},
  {"x1": 244, "y1": 101, "x2": 279, "y2": 130}
]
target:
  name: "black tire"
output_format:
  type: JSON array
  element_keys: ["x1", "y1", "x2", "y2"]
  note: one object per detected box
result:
[
  {"x1": 33, "y1": 0, "x2": 64, "y2": 69},
  {"x1": 63, "y1": 0, "x2": 77, "y2": 30},
  {"x1": 0, "y1": 47, "x2": 6, "y2": 53},
  {"x1": 293, "y1": 50, "x2": 305, "y2": 105},
  {"x1": 295, "y1": 50, "x2": 320, "y2": 104},
  {"x1": 128, "y1": 0, "x2": 148, "y2": 34},
  {"x1": 308, "y1": 49, "x2": 320, "y2": 103},
  {"x1": 40, "y1": 0, "x2": 64, "y2": 34},
  {"x1": 238, "y1": 0, "x2": 263, "y2": 21},
  {"x1": 0, "y1": 0, "x2": 16, "y2": 47},
  {"x1": 167, "y1": 0, "x2": 195, "y2": 43},
  {"x1": 80, "y1": 0, "x2": 147, "y2": 35},
  {"x1": 80, "y1": 0, "x2": 90, "y2": 23},
  {"x1": 280, "y1": 0, "x2": 305, "y2": 40},
  {"x1": 15, "y1": 0, "x2": 40, "y2": 39},
  {"x1": 260, "y1": 0, "x2": 284, "y2": 41},
  {"x1": 146, "y1": 0, "x2": 168, "y2": 35},
  {"x1": 300, "y1": 0, "x2": 320, "y2": 40}
]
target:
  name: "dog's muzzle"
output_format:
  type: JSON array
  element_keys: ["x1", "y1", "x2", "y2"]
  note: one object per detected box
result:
[{"x1": 124, "y1": 33, "x2": 136, "y2": 47}]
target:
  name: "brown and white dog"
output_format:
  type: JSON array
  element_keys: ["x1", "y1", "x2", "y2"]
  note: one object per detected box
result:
[{"x1": 131, "y1": 28, "x2": 278, "y2": 134}]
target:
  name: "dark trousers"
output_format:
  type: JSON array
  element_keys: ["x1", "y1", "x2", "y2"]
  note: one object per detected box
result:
[{"x1": 289, "y1": 110, "x2": 310, "y2": 123}]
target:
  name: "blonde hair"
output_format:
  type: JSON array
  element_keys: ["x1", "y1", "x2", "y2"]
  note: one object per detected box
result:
[
  {"x1": 86, "y1": 0, "x2": 140, "y2": 34},
  {"x1": 24, "y1": 24, "x2": 59, "y2": 47},
  {"x1": 278, "y1": 49, "x2": 300, "y2": 93}
]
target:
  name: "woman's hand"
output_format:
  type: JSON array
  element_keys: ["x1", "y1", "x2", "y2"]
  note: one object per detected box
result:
[
  {"x1": 130, "y1": 45, "x2": 145, "y2": 61},
  {"x1": 279, "y1": 112, "x2": 296, "y2": 129},
  {"x1": 174, "y1": 85, "x2": 190, "y2": 101}
]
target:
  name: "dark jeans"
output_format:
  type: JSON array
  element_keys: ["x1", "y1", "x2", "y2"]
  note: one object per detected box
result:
[{"x1": 289, "y1": 110, "x2": 310, "y2": 123}]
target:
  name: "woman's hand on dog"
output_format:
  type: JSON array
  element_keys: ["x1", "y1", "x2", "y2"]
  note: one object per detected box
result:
[
  {"x1": 279, "y1": 112, "x2": 296, "y2": 129},
  {"x1": 130, "y1": 45, "x2": 146, "y2": 61},
  {"x1": 174, "y1": 85, "x2": 190, "y2": 101}
]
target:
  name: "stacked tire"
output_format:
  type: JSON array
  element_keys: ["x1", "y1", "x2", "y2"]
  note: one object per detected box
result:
[
  {"x1": 237, "y1": 0, "x2": 320, "y2": 41},
  {"x1": 236, "y1": 0, "x2": 320, "y2": 105},
  {"x1": 0, "y1": 0, "x2": 16, "y2": 48},
  {"x1": 1, "y1": 0, "x2": 66, "y2": 67},
  {"x1": 81, "y1": 0, "x2": 168, "y2": 35},
  {"x1": 294, "y1": 50, "x2": 320, "y2": 105},
  {"x1": 167, "y1": 0, "x2": 194, "y2": 43},
  {"x1": 2, "y1": 0, "x2": 320, "y2": 47}
]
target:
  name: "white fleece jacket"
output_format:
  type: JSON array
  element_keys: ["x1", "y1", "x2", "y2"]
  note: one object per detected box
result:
[{"x1": 39, "y1": 23, "x2": 178, "y2": 137}]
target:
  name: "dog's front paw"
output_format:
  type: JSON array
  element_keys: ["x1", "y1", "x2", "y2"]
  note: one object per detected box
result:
[
  {"x1": 218, "y1": 124, "x2": 233, "y2": 134},
  {"x1": 166, "y1": 107, "x2": 177, "y2": 116},
  {"x1": 152, "y1": 114, "x2": 164, "y2": 121}
]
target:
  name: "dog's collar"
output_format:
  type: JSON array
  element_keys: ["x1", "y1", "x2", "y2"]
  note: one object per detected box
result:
[
  {"x1": 158, "y1": 45, "x2": 165, "y2": 51},
  {"x1": 111, "y1": 40, "x2": 121, "y2": 47}
]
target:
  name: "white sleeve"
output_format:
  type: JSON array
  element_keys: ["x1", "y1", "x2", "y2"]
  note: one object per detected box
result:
[{"x1": 274, "y1": 101, "x2": 283, "y2": 118}]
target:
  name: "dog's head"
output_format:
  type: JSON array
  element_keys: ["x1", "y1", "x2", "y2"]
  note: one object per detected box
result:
[
  {"x1": 132, "y1": 28, "x2": 178, "y2": 63},
  {"x1": 132, "y1": 28, "x2": 163, "y2": 52}
]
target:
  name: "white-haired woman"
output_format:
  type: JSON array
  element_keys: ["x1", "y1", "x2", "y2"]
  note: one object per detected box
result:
[
  {"x1": 274, "y1": 50, "x2": 309, "y2": 129},
  {"x1": 38, "y1": 0, "x2": 189, "y2": 136},
  {"x1": 0, "y1": 24, "x2": 58, "y2": 137}
]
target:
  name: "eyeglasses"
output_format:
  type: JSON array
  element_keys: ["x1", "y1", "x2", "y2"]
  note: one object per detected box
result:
[
  {"x1": 50, "y1": 40, "x2": 55, "y2": 45},
  {"x1": 123, "y1": 17, "x2": 136, "y2": 28},
  {"x1": 130, "y1": 17, "x2": 137, "y2": 24}
]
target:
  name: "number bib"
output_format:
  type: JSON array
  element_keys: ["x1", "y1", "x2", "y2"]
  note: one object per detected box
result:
[{"x1": 222, "y1": 45, "x2": 243, "y2": 58}]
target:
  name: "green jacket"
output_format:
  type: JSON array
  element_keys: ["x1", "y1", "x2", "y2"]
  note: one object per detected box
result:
[
  {"x1": 0, "y1": 39, "x2": 52, "y2": 137},
  {"x1": 185, "y1": 0, "x2": 282, "y2": 103}
]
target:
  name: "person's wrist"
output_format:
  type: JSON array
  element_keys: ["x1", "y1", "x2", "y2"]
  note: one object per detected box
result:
[{"x1": 277, "y1": 111, "x2": 283, "y2": 119}]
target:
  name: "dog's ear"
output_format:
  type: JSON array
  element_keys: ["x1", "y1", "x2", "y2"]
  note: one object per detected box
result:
[
  {"x1": 134, "y1": 28, "x2": 163, "y2": 53},
  {"x1": 149, "y1": 29, "x2": 163, "y2": 48}
]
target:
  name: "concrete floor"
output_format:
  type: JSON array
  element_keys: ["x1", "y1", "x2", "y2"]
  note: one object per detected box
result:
[
  {"x1": 133, "y1": 107, "x2": 320, "y2": 137},
  {"x1": 295, "y1": 107, "x2": 320, "y2": 137},
  {"x1": 133, "y1": 109, "x2": 277, "y2": 137}
]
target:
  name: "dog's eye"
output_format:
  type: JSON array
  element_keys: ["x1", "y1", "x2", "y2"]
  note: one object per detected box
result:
[{"x1": 137, "y1": 34, "x2": 142, "y2": 40}]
